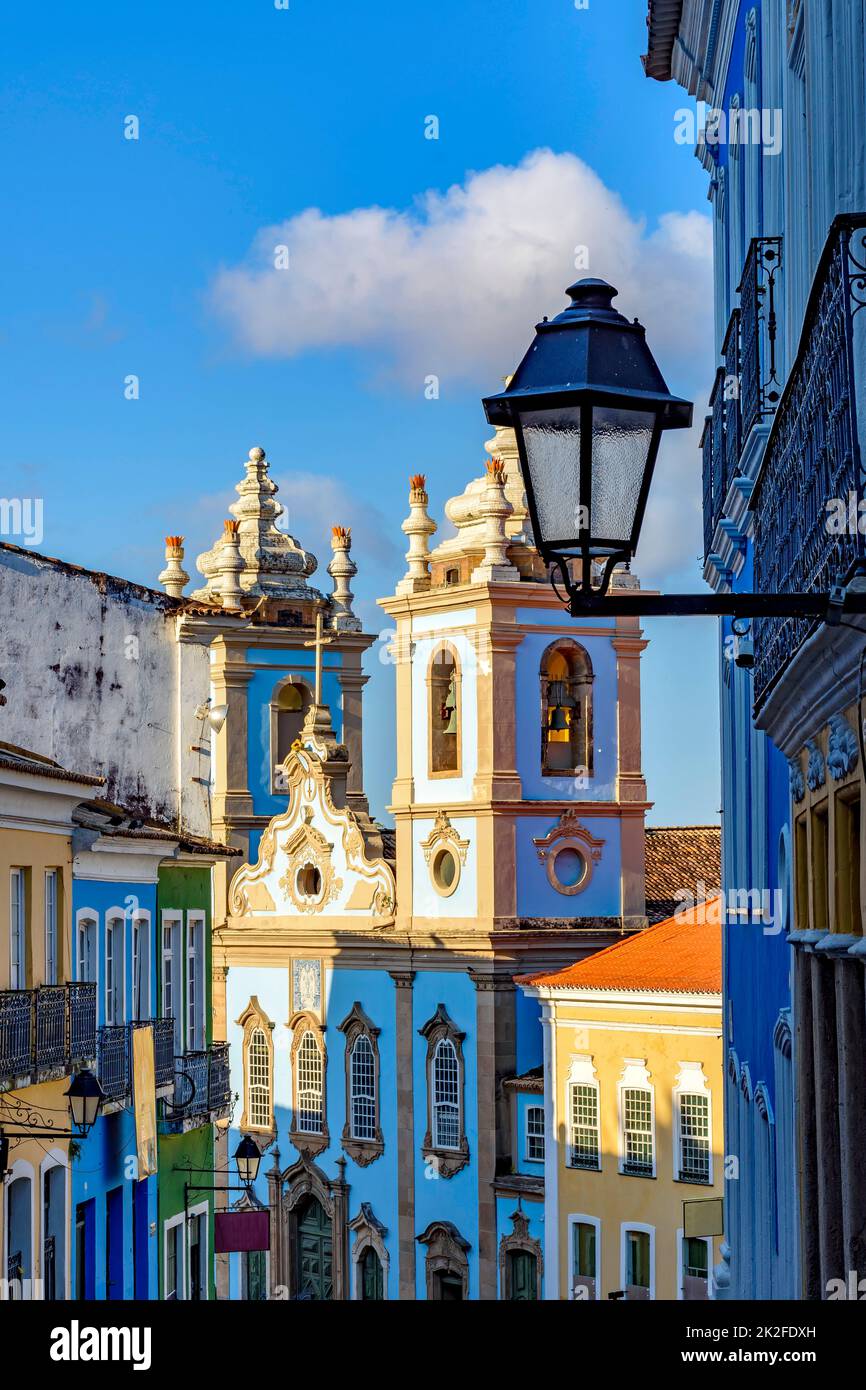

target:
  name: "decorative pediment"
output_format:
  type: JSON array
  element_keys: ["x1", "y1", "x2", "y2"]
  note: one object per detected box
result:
[
  {"x1": 228, "y1": 742, "x2": 395, "y2": 922},
  {"x1": 533, "y1": 811, "x2": 604, "y2": 897},
  {"x1": 420, "y1": 810, "x2": 469, "y2": 866}
]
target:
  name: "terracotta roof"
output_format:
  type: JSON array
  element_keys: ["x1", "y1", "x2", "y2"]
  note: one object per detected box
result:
[
  {"x1": 645, "y1": 824, "x2": 720, "y2": 924},
  {"x1": 503, "y1": 1065, "x2": 544, "y2": 1094},
  {"x1": 516, "y1": 896, "x2": 722, "y2": 995},
  {"x1": 0, "y1": 741, "x2": 105, "y2": 787}
]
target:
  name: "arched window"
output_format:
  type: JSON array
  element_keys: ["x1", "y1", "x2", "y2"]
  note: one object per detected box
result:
[
  {"x1": 540, "y1": 640, "x2": 593, "y2": 776},
  {"x1": 289, "y1": 1015, "x2": 328, "y2": 1156},
  {"x1": 428, "y1": 645, "x2": 460, "y2": 776},
  {"x1": 297, "y1": 1032, "x2": 324, "y2": 1133},
  {"x1": 433, "y1": 1039, "x2": 460, "y2": 1148},
  {"x1": 338, "y1": 1003, "x2": 383, "y2": 1164},
  {"x1": 248, "y1": 1028, "x2": 271, "y2": 1129},
  {"x1": 419, "y1": 1004, "x2": 468, "y2": 1176},
  {"x1": 350, "y1": 1037, "x2": 376, "y2": 1139},
  {"x1": 237, "y1": 998, "x2": 275, "y2": 1134},
  {"x1": 270, "y1": 679, "x2": 312, "y2": 789},
  {"x1": 359, "y1": 1244, "x2": 384, "y2": 1300}
]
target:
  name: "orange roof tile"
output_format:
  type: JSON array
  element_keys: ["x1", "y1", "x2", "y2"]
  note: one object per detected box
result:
[{"x1": 516, "y1": 895, "x2": 722, "y2": 995}]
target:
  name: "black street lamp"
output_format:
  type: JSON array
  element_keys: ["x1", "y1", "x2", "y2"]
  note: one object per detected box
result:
[
  {"x1": 0, "y1": 1067, "x2": 105, "y2": 1179},
  {"x1": 484, "y1": 278, "x2": 866, "y2": 622},
  {"x1": 483, "y1": 279, "x2": 692, "y2": 602},
  {"x1": 234, "y1": 1134, "x2": 262, "y2": 1188},
  {"x1": 65, "y1": 1068, "x2": 106, "y2": 1136}
]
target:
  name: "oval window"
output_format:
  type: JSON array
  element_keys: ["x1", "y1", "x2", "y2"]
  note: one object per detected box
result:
[
  {"x1": 296, "y1": 864, "x2": 322, "y2": 898},
  {"x1": 432, "y1": 847, "x2": 458, "y2": 895},
  {"x1": 551, "y1": 846, "x2": 587, "y2": 892}
]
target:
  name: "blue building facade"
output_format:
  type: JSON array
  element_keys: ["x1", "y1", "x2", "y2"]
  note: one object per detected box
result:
[
  {"x1": 644, "y1": 0, "x2": 866, "y2": 1298},
  {"x1": 216, "y1": 437, "x2": 656, "y2": 1299}
]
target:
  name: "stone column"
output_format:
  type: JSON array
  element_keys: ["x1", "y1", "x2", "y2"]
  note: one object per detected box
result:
[
  {"x1": 390, "y1": 971, "x2": 416, "y2": 1299},
  {"x1": 835, "y1": 957, "x2": 866, "y2": 1281},
  {"x1": 794, "y1": 948, "x2": 819, "y2": 1298},
  {"x1": 332, "y1": 1156, "x2": 350, "y2": 1300},
  {"x1": 266, "y1": 1148, "x2": 284, "y2": 1298},
  {"x1": 472, "y1": 973, "x2": 498, "y2": 1300},
  {"x1": 811, "y1": 952, "x2": 843, "y2": 1292},
  {"x1": 612, "y1": 629, "x2": 648, "y2": 920}
]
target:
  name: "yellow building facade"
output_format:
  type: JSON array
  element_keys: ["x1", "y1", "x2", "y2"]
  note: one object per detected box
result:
[
  {"x1": 0, "y1": 744, "x2": 102, "y2": 1299},
  {"x1": 519, "y1": 901, "x2": 723, "y2": 1300}
]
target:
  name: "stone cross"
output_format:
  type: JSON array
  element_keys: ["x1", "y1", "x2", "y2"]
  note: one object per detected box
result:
[{"x1": 304, "y1": 609, "x2": 334, "y2": 706}]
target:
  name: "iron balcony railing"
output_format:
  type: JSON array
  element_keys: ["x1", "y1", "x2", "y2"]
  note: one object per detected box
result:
[
  {"x1": 738, "y1": 236, "x2": 782, "y2": 439},
  {"x1": 752, "y1": 215, "x2": 866, "y2": 707},
  {"x1": 0, "y1": 983, "x2": 97, "y2": 1081},
  {"x1": 97, "y1": 1017, "x2": 176, "y2": 1102},
  {"x1": 164, "y1": 1041, "x2": 232, "y2": 1126},
  {"x1": 701, "y1": 238, "x2": 782, "y2": 565}
]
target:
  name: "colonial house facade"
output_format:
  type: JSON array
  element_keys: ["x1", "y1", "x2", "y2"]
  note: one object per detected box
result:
[
  {"x1": 518, "y1": 898, "x2": 724, "y2": 1302},
  {"x1": 644, "y1": 0, "x2": 866, "y2": 1297}
]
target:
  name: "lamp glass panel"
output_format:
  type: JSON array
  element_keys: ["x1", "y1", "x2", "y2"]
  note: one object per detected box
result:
[
  {"x1": 589, "y1": 406, "x2": 655, "y2": 545},
  {"x1": 518, "y1": 406, "x2": 582, "y2": 547}
]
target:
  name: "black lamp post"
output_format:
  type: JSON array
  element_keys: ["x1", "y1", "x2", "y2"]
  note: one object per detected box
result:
[
  {"x1": 0, "y1": 1067, "x2": 105, "y2": 1179},
  {"x1": 483, "y1": 279, "x2": 692, "y2": 603},
  {"x1": 234, "y1": 1134, "x2": 261, "y2": 1188},
  {"x1": 484, "y1": 278, "x2": 866, "y2": 621}
]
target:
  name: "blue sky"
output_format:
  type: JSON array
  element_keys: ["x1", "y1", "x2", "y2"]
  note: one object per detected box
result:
[{"x1": 1, "y1": 0, "x2": 719, "y2": 826}]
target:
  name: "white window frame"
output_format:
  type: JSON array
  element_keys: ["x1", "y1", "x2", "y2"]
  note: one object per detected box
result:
[
  {"x1": 349, "y1": 1033, "x2": 377, "y2": 1142},
  {"x1": 620, "y1": 1222, "x2": 655, "y2": 1300},
  {"x1": 296, "y1": 1030, "x2": 324, "y2": 1135},
  {"x1": 2, "y1": 1158, "x2": 36, "y2": 1299},
  {"x1": 567, "y1": 1212, "x2": 601, "y2": 1301},
  {"x1": 104, "y1": 911, "x2": 126, "y2": 1026},
  {"x1": 10, "y1": 869, "x2": 26, "y2": 990},
  {"x1": 163, "y1": 1212, "x2": 186, "y2": 1301},
  {"x1": 565, "y1": 1055, "x2": 601, "y2": 1171},
  {"x1": 431, "y1": 1036, "x2": 461, "y2": 1151},
  {"x1": 186, "y1": 1200, "x2": 209, "y2": 1301},
  {"x1": 247, "y1": 1025, "x2": 272, "y2": 1132},
  {"x1": 131, "y1": 912, "x2": 151, "y2": 1022},
  {"x1": 44, "y1": 870, "x2": 59, "y2": 986},
  {"x1": 617, "y1": 1061, "x2": 656, "y2": 1179},
  {"x1": 75, "y1": 910, "x2": 98, "y2": 990},
  {"x1": 677, "y1": 1226, "x2": 713, "y2": 1301},
  {"x1": 524, "y1": 1103, "x2": 545, "y2": 1164},
  {"x1": 161, "y1": 912, "x2": 183, "y2": 1055},
  {"x1": 186, "y1": 911, "x2": 206, "y2": 1052},
  {"x1": 673, "y1": 1062, "x2": 713, "y2": 1186}
]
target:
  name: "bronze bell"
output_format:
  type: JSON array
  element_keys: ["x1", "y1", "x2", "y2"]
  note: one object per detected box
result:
[
  {"x1": 442, "y1": 672, "x2": 458, "y2": 735},
  {"x1": 548, "y1": 704, "x2": 570, "y2": 734}
]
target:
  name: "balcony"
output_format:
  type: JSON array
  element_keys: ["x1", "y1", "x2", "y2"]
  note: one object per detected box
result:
[
  {"x1": 0, "y1": 983, "x2": 97, "y2": 1085},
  {"x1": 162, "y1": 1041, "x2": 233, "y2": 1131},
  {"x1": 751, "y1": 215, "x2": 866, "y2": 707},
  {"x1": 96, "y1": 1017, "x2": 176, "y2": 1105},
  {"x1": 701, "y1": 238, "x2": 782, "y2": 567}
]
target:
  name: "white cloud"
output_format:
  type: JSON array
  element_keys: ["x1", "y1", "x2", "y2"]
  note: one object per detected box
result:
[{"x1": 211, "y1": 148, "x2": 712, "y2": 390}]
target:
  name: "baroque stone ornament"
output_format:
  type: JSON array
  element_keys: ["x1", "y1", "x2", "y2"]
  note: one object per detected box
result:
[
  {"x1": 805, "y1": 738, "x2": 826, "y2": 791},
  {"x1": 228, "y1": 740, "x2": 396, "y2": 922},
  {"x1": 532, "y1": 809, "x2": 604, "y2": 897},
  {"x1": 421, "y1": 810, "x2": 470, "y2": 899},
  {"x1": 827, "y1": 714, "x2": 859, "y2": 780},
  {"x1": 193, "y1": 445, "x2": 322, "y2": 605},
  {"x1": 787, "y1": 756, "x2": 805, "y2": 803}
]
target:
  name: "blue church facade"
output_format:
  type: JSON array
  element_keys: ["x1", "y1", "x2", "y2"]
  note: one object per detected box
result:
[
  {"x1": 644, "y1": 0, "x2": 866, "y2": 1298},
  {"x1": 216, "y1": 432, "x2": 658, "y2": 1300}
]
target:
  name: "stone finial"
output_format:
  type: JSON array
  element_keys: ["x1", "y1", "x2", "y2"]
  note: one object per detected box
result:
[
  {"x1": 192, "y1": 445, "x2": 322, "y2": 606},
  {"x1": 327, "y1": 526, "x2": 361, "y2": 632},
  {"x1": 158, "y1": 535, "x2": 189, "y2": 597},
  {"x1": 216, "y1": 519, "x2": 244, "y2": 608},
  {"x1": 396, "y1": 474, "x2": 437, "y2": 595},
  {"x1": 471, "y1": 457, "x2": 518, "y2": 582}
]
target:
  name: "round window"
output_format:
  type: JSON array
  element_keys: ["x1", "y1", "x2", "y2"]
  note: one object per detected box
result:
[
  {"x1": 550, "y1": 845, "x2": 587, "y2": 894},
  {"x1": 296, "y1": 863, "x2": 322, "y2": 898},
  {"x1": 432, "y1": 847, "x2": 459, "y2": 896}
]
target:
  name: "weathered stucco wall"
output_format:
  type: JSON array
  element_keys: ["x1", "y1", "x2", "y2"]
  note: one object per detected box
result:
[{"x1": 0, "y1": 545, "x2": 212, "y2": 835}]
